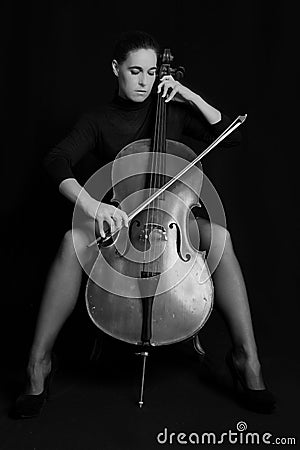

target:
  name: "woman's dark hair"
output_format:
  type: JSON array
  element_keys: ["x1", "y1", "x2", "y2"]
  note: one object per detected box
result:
[{"x1": 112, "y1": 30, "x2": 160, "y2": 64}]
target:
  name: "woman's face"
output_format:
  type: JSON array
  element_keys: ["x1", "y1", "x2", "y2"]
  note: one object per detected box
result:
[{"x1": 113, "y1": 48, "x2": 157, "y2": 102}]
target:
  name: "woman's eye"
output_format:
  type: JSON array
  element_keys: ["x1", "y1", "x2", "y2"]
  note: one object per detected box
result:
[
  {"x1": 148, "y1": 71, "x2": 156, "y2": 76},
  {"x1": 130, "y1": 70, "x2": 140, "y2": 75}
]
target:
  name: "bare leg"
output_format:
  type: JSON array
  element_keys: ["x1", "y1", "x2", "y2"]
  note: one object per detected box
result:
[
  {"x1": 193, "y1": 218, "x2": 265, "y2": 389},
  {"x1": 26, "y1": 228, "x2": 97, "y2": 394},
  {"x1": 28, "y1": 216, "x2": 264, "y2": 393}
]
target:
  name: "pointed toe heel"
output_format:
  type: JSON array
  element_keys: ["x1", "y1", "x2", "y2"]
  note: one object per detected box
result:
[
  {"x1": 226, "y1": 351, "x2": 276, "y2": 414},
  {"x1": 14, "y1": 353, "x2": 58, "y2": 419}
]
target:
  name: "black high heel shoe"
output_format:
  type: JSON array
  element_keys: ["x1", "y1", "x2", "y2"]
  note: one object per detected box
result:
[
  {"x1": 226, "y1": 351, "x2": 276, "y2": 413},
  {"x1": 14, "y1": 353, "x2": 58, "y2": 419}
]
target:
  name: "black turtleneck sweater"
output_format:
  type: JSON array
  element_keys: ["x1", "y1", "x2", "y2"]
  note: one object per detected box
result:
[{"x1": 44, "y1": 94, "x2": 241, "y2": 188}]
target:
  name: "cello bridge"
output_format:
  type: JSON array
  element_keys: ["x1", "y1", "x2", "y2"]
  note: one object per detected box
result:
[{"x1": 139, "y1": 223, "x2": 167, "y2": 242}]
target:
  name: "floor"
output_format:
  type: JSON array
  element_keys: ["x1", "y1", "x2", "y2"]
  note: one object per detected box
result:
[{"x1": 0, "y1": 311, "x2": 299, "y2": 450}]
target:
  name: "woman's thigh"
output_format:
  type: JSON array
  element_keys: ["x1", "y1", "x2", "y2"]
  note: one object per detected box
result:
[
  {"x1": 63, "y1": 219, "x2": 99, "y2": 275},
  {"x1": 69, "y1": 216, "x2": 228, "y2": 275},
  {"x1": 189, "y1": 216, "x2": 229, "y2": 255}
]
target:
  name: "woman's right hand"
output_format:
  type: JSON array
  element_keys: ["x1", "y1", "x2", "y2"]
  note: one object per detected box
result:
[{"x1": 82, "y1": 198, "x2": 129, "y2": 238}]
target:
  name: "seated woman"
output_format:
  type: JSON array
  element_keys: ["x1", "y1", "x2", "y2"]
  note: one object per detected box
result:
[{"x1": 15, "y1": 30, "x2": 276, "y2": 418}]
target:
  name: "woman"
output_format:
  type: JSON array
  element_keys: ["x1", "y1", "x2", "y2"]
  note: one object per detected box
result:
[{"x1": 15, "y1": 30, "x2": 275, "y2": 417}]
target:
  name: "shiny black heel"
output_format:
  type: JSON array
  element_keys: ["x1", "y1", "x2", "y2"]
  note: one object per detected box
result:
[
  {"x1": 226, "y1": 350, "x2": 276, "y2": 413},
  {"x1": 14, "y1": 353, "x2": 58, "y2": 419}
]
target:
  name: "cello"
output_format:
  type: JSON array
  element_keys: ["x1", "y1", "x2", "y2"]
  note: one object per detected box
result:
[{"x1": 84, "y1": 49, "x2": 246, "y2": 406}]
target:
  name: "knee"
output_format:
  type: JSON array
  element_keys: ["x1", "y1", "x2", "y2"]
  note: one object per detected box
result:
[
  {"x1": 210, "y1": 224, "x2": 232, "y2": 254},
  {"x1": 62, "y1": 229, "x2": 90, "y2": 260}
]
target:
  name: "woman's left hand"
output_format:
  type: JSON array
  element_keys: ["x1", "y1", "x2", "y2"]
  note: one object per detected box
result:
[{"x1": 157, "y1": 75, "x2": 193, "y2": 103}]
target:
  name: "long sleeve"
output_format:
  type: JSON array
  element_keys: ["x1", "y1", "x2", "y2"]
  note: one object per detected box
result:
[
  {"x1": 182, "y1": 105, "x2": 242, "y2": 147},
  {"x1": 43, "y1": 113, "x2": 99, "y2": 187}
]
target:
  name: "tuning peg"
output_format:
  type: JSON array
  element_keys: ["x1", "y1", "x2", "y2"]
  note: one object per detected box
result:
[{"x1": 174, "y1": 66, "x2": 185, "y2": 80}]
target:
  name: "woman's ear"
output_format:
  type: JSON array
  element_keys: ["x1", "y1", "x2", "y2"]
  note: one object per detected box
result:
[{"x1": 112, "y1": 60, "x2": 119, "y2": 77}]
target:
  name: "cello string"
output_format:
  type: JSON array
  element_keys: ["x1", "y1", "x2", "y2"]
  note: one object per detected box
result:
[
  {"x1": 153, "y1": 91, "x2": 163, "y2": 272},
  {"x1": 149, "y1": 87, "x2": 160, "y2": 195},
  {"x1": 156, "y1": 90, "x2": 165, "y2": 274},
  {"x1": 152, "y1": 91, "x2": 162, "y2": 218},
  {"x1": 153, "y1": 91, "x2": 163, "y2": 273},
  {"x1": 162, "y1": 89, "x2": 167, "y2": 198},
  {"x1": 156, "y1": 85, "x2": 167, "y2": 273},
  {"x1": 145, "y1": 83, "x2": 162, "y2": 266},
  {"x1": 151, "y1": 84, "x2": 164, "y2": 272}
]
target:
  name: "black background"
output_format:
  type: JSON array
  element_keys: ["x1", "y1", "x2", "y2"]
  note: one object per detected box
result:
[{"x1": 1, "y1": 0, "x2": 299, "y2": 447}]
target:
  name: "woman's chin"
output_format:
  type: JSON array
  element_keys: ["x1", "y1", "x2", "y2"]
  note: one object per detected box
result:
[{"x1": 132, "y1": 92, "x2": 149, "y2": 102}]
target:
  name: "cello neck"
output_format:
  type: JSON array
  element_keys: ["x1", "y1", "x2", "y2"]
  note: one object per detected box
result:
[
  {"x1": 150, "y1": 87, "x2": 167, "y2": 192},
  {"x1": 149, "y1": 48, "x2": 175, "y2": 192}
]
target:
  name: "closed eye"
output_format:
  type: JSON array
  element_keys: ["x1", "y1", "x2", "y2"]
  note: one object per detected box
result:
[{"x1": 129, "y1": 66, "x2": 157, "y2": 76}]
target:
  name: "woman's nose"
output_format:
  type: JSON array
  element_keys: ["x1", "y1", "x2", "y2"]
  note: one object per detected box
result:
[{"x1": 138, "y1": 74, "x2": 146, "y2": 86}]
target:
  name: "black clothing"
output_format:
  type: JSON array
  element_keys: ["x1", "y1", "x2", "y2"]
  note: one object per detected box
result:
[{"x1": 44, "y1": 94, "x2": 241, "y2": 188}]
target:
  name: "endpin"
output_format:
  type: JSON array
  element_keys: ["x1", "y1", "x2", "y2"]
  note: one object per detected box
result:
[{"x1": 135, "y1": 351, "x2": 149, "y2": 408}]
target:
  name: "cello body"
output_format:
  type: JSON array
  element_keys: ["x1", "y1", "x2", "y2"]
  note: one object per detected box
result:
[{"x1": 86, "y1": 138, "x2": 213, "y2": 346}]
